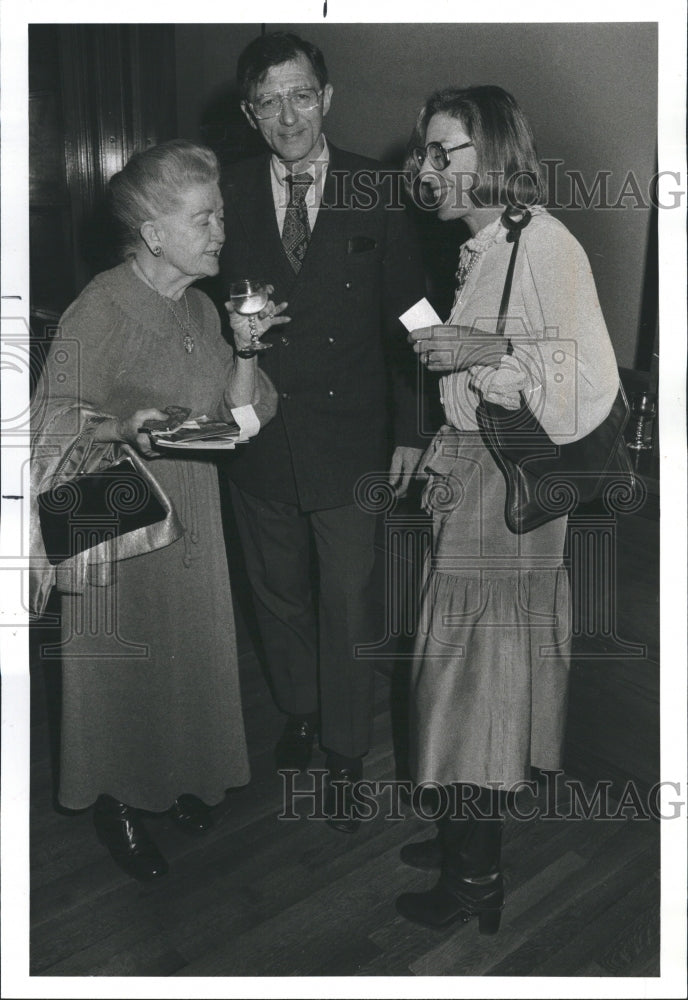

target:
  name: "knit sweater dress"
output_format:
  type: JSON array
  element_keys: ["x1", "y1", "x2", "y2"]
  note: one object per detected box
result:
[{"x1": 40, "y1": 262, "x2": 253, "y2": 810}]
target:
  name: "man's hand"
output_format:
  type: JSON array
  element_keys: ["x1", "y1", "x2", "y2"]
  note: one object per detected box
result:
[{"x1": 388, "y1": 445, "x2": 425, "y2": 498}]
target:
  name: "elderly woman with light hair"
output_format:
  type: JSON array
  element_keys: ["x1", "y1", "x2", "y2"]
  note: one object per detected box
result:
[{"x1": 31, "y1": 140, "x2": 284, "y2": 880}]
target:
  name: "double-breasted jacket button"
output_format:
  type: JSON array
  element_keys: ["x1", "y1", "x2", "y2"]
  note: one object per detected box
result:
[
  {"x1": 328, "y1": 389, "x2": 335, "y2": 398},
  {"x1": 327, "y1": 336, "x2": 336, "y2": 344},
  {"x1": 281, "y1": 336, "x2": 290, "y2": 345},
  {"x1": 281, "y1": 392, "x2": 290, "y2": 400},
  {"x1": 344, "y1": 281, "x2": 353, "y2": 290}
]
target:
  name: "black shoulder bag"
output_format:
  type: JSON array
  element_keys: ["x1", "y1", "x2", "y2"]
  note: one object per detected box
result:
[{"x1": 475, "y1": 209, "x2": 637, "y2": 534}]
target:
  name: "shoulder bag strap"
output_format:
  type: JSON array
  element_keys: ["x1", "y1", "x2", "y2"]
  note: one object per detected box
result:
[{"x1": 497, "y1": 208, "x2": 532, "y2": 351}]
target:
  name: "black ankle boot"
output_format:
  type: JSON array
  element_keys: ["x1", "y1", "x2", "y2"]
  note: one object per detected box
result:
[
  {"x1": 93, "y1": 795, "x2": 169, "y2": 881},
  {"x1": 396, "y1": 785, "x2": 504, "y2": 933},
  {"x1": 396, "y1": 870, "x2": 504, "y2": 933}
]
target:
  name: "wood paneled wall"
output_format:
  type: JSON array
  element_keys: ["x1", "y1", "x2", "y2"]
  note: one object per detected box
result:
[{"x1": 29, "y1": 23, "x2": 178, "y2": 364}]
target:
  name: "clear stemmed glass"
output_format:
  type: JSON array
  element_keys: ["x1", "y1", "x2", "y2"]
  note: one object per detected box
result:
[
  {"x1": 627, "y1": 391, "x2": 657, "y2": 451},
  {"x1": 229, "y1": 279, "x2": 273, "y2": 352}
]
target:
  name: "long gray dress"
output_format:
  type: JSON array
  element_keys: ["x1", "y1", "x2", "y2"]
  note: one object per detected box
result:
[
  {"x1": 42, "y1": 262, "x2": 250, "y2": 811},
  {"x1": 410, "y1": 209, "x2": 620, "y2": 791}
]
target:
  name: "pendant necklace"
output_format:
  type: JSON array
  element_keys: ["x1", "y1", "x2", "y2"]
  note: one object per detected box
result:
[
  {"x1": 132, "y1": 259, "x2": 195, "y2": 354},
  {"x1": 167, "y1": 295, "x2": 195, "y2": 354}
]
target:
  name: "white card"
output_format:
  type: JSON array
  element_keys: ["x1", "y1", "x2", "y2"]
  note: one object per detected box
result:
[{"x1": 398, "y1": 297, "x2": 443, "y2": 332}]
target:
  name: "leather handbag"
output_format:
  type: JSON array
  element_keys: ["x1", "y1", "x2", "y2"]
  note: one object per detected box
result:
[
  {"x1": 475, "y1": 209, "x2": 637, "y2": 534},
  {"x1": 38, "y1": 441, "x2": 167, "y2": 566}
]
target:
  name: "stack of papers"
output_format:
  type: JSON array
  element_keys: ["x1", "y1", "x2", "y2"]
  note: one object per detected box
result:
[
  {"x1": 153, "y1": 418, "x2": 241, "y2": 442},
  {"x1": 152, "y1": 417, "x2": 246, "y2": 450}
]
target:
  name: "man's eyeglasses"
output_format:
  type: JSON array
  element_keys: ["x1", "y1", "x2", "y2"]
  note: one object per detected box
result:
[
  {"x1": 249, "y1": 88, "x2": 323, "y2": 120},
  {"x1": 412, "y1": 140, "x2": 474, "y2": 172}
]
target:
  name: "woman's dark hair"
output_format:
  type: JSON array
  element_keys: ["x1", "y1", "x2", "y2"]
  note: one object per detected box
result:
[
  {"x1": 109, "y1": 140, "x2": 219, "y2": 258},
  {"x1": 237, "y1": 31, "x2": 329, "y2": 102},
  {"x1": 407, "y1": 85, "x2": 545, "y2": 208}
]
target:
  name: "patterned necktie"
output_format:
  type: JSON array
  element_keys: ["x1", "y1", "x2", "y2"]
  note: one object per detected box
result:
[{"x1": 282, "y1": 172, "x2": 313, "y2": 273}]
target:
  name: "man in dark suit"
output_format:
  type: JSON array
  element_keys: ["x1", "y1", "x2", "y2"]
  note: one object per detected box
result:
[{"x1": 221, "y1": 31, "x2": 426, "y2": 832}]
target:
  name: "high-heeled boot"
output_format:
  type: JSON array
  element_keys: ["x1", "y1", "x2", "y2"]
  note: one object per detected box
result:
[
  {"x1": 93, "y1": 795, "x2": 169, "y2": 881},
  {"x1": 396, "y1": 786, "x2": 504, "y2": 933}
]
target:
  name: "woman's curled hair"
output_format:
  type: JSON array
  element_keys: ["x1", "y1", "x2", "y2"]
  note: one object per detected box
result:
[{"x1": 109, "y1": 140, "x2": 220, "y2": 257}]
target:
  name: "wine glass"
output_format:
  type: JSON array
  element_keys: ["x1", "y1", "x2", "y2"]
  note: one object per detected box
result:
[{"x1": 229, "y1": 279, "x2": 273, "y2": 352}]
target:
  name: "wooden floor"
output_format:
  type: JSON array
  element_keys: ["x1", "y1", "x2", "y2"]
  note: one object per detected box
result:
[
  {"x1": 29, "y1": 618, "x2": 660, "y2": 978},
  {"x1": 28, "y1": 487, "x2": 662, "y2": 978}
]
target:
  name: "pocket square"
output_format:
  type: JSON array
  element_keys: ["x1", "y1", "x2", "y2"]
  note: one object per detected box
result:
[{"x1": 347, "y1": 236, "x2": 377, "y2": 254}]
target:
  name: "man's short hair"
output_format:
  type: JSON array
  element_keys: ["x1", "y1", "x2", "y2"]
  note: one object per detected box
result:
[{"x1": 238, "y1": 31, "x2": 329, "y2": 102}]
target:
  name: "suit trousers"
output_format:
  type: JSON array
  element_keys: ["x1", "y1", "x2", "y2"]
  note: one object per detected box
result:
[{"x1": 228, "y1": 483, "x2": 379, "y2": 759}]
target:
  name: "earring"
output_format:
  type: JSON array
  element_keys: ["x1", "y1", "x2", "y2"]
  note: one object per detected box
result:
[{"x1": 152, "y1": 246, "x2": 162, "y2": 257}]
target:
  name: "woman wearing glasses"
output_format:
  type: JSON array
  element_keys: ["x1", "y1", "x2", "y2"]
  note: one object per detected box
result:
[{"x1": 396, "y1": 86, "x2": 619, "y2": 932}]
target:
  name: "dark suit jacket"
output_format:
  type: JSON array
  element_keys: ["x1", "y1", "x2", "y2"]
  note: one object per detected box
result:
[{"x1": 220, "y1": 143, "x2": 427, "y2": 511}]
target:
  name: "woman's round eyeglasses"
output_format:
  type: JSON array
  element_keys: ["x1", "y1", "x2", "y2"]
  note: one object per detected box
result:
[{"x1": 412, "y1": 140, "x2": 474, "y2": 172}]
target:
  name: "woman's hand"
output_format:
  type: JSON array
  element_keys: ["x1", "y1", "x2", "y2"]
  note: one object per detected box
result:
[
  {"x1": 408, "y1": 325, "x2": 461, "y2": 372},
  {"x1": 408, "y1": 325, "x2": 505, "y2": 373},
  {"x1": 225, "y1": 284, "x2": 291, "y2": 353},
  {"x1": 113, "y1": 408, "x2": 170, "y2": 458},
  {"x1": 468, "y1": 359, "x2": 527, "y2": 409}
]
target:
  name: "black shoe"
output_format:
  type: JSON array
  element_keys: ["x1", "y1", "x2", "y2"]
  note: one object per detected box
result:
[
  {"x1": 169, "y1": 794, "x2": 214, "y2": 835},
  {"x1": 400, "y1": 835, "x2": 443, "y2": 871},
  {"x1": 395, "y1": 873, "x2": 503, "y2": 933},
  {"x1": 275, "y1": 714, "x2": 318, "y2": 772},
  {"x1": 93, "y1": 796, "x2": 169, "y2": 881},
  {"x1": 325, "y1": 758, "x2": 362, "y2": 834}
]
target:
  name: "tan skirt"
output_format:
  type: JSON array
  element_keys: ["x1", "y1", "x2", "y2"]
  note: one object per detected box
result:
[{"x1": 410, "y1": 563, "x2": 571, "y2": 790}]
